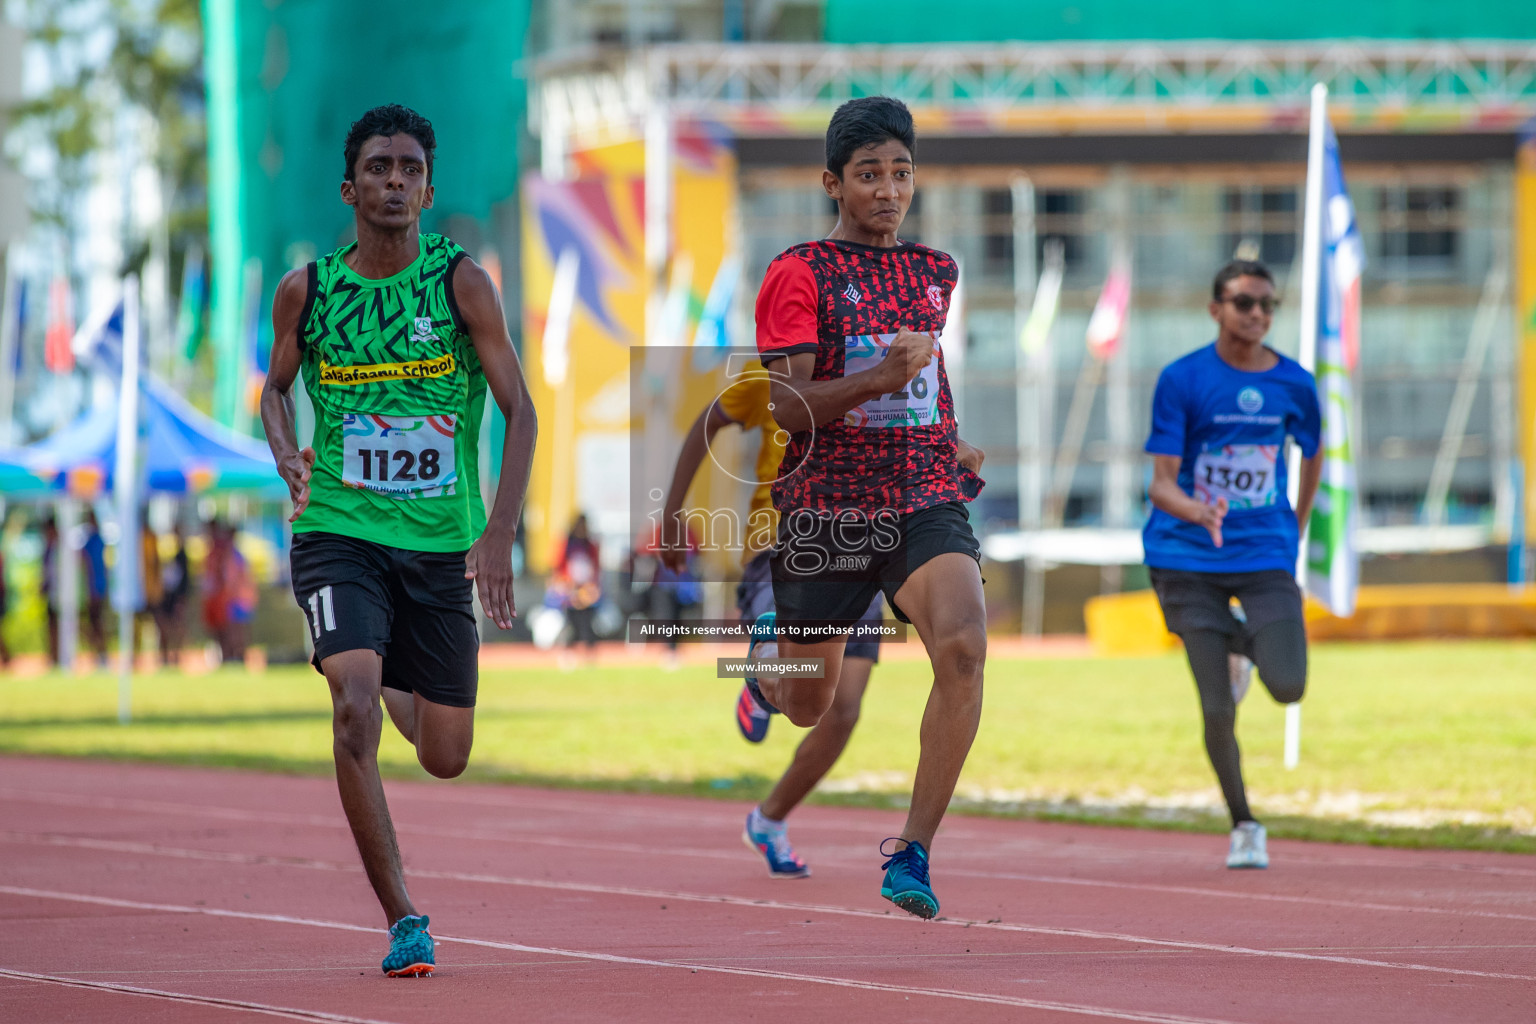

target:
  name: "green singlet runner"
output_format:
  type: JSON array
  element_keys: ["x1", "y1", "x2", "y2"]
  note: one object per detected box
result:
[{"x1": 295, "y1": 232, "x2": 488, "y2": 552}]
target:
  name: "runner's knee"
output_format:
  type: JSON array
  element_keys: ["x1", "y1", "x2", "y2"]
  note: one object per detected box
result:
[
  {"x1": 1251, "y1": 620, "x2": 1307, "y2": 704},
  {"x1": 418, "y1": 749, "x2": 469, "y2": 780},
  {"x1": 933, "y1": 622, "x2": 987, "y2": 683},
  {"x1": 331, "y1": 693, "x2": 381, "y2": 759}
]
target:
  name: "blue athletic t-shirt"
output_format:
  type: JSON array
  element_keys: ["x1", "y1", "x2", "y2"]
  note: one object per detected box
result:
[{"x1": 1142, "y1": 344, "x2": 1321, "y2": 573}]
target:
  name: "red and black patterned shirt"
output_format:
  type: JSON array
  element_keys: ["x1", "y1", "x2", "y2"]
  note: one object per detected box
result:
[{"x1": 755, "y1": 238, "x2": 967, "y2": 516}]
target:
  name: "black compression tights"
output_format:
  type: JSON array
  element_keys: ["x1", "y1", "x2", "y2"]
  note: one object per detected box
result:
[{"x1": 1182, "y1": 621, "x2": 1308, "y2": 826}]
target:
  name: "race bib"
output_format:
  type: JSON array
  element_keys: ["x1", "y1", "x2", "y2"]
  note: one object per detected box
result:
[
  {"x1": 1193, "y1": 444, "x2": 1278, "y2": 510},
  {"x1": 341, "y1": 413, "x2": 458, "y2": 497},
  {"x1": 842, "y1": 333, "x2": 941, "y2": 429}
]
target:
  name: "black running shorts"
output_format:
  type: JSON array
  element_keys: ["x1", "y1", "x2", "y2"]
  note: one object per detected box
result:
[
  {"x1": 738, "y1": 550, "x2": 884, "y2": 661},
  {"x1": 770, "y1": 501, "x2": 981, "y2": 630},
  {"x1": 289, "y1": 531, "x2": 479, "y2": 708},
  {"x1": 1147, "y1": 567, "x2": 1304, "y2": 640}
]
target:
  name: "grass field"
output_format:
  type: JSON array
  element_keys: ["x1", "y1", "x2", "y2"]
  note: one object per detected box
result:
[{"x1": 2, "y1": 640, "x2": 1533, "y2": 853}]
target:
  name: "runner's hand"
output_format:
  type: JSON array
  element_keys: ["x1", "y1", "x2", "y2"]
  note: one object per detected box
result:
[
  {"x1": 1199, "y1": 496, "x2": 1228, "y2": 549},
  {"x1": 879, "y1": 329, "x2": 935, "y2": 390},
  {"x1": 466, "y1": 534, "x2": 517, "y2": 630},
  {"x1": 957, "y1": 439, "x2": 985, "y2": 474},
  {"x1": 279, "y1": 448, "x2": 316, "y2": 523}
]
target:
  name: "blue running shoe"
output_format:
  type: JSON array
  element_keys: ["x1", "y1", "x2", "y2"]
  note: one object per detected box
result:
[
  {"x1": 742, "y1": 809, "x2": 810, "y2": 878},
  {"x1": 382, "y1": 914, "x2": 434, "y2": 977},
  {"x1": 880, "y1": 839, "x2": 939, "y2": 919},
  {"x1": 736, "y1": 612, "x2": 779, "y2": 742}
]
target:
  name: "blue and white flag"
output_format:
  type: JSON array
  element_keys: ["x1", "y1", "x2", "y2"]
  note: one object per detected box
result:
[{"x1": 1304, "y1": 118, "x2": 1364, "y2": 615}]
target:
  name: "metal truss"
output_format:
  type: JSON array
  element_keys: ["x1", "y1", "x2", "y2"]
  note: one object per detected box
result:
[{"x1": 535, "y1": 41, "x2": 1536, "y2": 139}]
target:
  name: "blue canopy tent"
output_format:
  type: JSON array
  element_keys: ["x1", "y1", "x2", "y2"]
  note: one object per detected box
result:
[{"x1": 0, "y1": 376, "x2": 283, "y2": 499}]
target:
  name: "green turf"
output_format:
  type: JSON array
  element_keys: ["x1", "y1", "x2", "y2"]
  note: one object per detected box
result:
[{"x1": 2, "y1": 641, "x2": 1533, "y2": 853}]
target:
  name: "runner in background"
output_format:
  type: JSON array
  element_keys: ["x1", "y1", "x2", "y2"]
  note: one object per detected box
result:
[
  {"x1": 661, "y1": 372, "x2": 887, "y2": 878},
  {"x1": 1143, "y1": 259, "x2": 1323, "y2": 870}
]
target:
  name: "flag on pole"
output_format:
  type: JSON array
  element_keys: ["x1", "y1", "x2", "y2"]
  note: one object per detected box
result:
[
  {"x1": 43, "y1": 275, "x2": 75, "y2": 373},
  {"x1": 177, "y1": 248, "x2": 207, "y2": 362},
  {"x1": 1303, "y1": 111, "x2": 1364, "y2": 615},
  {"x1": 1019, "y1": 239, "x2": 1064, "y2": 356},
  {"x1": 1085, "y1": 247, "x2": 1131, "y2": 361}
]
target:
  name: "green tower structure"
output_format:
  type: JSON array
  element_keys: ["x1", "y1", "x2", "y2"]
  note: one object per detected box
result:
[{"x1": 202, "y1": 0, "x2": 530, "y2": 430}]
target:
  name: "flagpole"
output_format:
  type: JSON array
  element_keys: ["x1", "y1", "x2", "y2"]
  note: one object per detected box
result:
[
  {"x1": 1285, "y1": 82, "x2": 1329, "y2": 770},
  {"x1": 0, "y1": 244, "x2": 19, "y2": 447},
  {"x1": 115, "y1": 277, "x2": 141, "y2": 724}
]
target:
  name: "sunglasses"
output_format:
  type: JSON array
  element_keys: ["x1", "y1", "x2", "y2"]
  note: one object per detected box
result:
[{"x1": 1222, "y1": 294, "x2": 1279, "y2": 315}]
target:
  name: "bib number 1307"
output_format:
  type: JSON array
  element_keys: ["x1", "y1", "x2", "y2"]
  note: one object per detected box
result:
[
  {"x1": 341, "y1": 413, "x2": 458, "y2": 497},
  {"x1": 1193, "y1": 444, "x2": 1278, "y2": 510}
]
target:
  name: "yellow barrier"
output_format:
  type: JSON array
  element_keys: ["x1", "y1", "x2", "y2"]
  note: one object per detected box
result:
[{"x1": 1084, "y1": 584, "x2": 1536, "y2": 655}]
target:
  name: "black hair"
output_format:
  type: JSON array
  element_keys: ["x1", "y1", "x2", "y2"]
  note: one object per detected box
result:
[
  {"x1": 343, "y1": 104, "x2": 436, "y2": 182},
  {"x1": 1212, "y1": 259, "x2": 1274, "y2": 301},
  {"x1": 825, "y1": 96, "x2": 916, "y2": 177}
]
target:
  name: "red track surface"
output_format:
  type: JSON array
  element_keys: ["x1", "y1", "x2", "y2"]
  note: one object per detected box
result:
[{"x1": 1, "y1": 755, "x2": 1531, "y2": 1023}]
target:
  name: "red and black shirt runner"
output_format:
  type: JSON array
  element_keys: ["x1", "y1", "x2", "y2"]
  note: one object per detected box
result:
[{"x1": 755, "y1": 238, "x2": 969, "y2": 517}]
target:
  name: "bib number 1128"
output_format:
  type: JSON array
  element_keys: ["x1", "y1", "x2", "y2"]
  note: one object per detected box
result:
[
  {"x1": 353, "y1": 446, "x2": 443, "y2": 484},
  {"x1": 341, "y1": 413, "x2": 458, "y2": 497}
]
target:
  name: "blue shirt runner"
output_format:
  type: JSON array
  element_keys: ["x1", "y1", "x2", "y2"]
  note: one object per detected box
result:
[{"x1": 1143, "y1": 343, "x2": 1321, "y2": 574}]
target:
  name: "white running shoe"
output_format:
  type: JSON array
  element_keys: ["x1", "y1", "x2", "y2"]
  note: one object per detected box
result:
[
  {"x1": 1229, "y1": 653, "x2": 1254, "y2": 704},
  {"x1": 1226, "y1": 821, "x2": 1269, "y2": 869}
]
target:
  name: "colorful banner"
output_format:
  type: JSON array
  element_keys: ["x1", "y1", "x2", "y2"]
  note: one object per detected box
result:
[
  {"x1": 1516, "y1": 121, "x2": 1536, "y2": 570},
  {"x1": 1304, "y1": 119, "x2": 1364, "y2": 616},
  {"x1": 521, "y1": 126, "x2": 741, "y2": 572}
]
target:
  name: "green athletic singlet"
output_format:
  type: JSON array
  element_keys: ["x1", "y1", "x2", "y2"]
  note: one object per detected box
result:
[{"x1": 294, "y1": 233, "x2": 488, "y2": 552}]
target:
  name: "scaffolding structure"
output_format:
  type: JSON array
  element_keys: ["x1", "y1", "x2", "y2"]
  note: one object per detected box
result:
[{"x1": 536, "y1": 41, "x2": 1536, "y2": 152}]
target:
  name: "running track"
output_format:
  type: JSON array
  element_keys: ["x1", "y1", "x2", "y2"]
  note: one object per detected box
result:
[{"x1": 1, "y1": 756, "x2": 1531, "y2": 1023}]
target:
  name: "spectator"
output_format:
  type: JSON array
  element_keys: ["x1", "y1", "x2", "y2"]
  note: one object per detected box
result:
[
  {"x1": 135, "y1": 521, "x2": 164, "y2": 664},
  {"x1": 0, "y1": 541, "x2": 12, "y2": 668},
  {"x1": 80, "y1": 510, "x2": 109, "y2": 667},
  {"x1": 40, "y1": 515, "x2": 58, "y2": 665},
  {"x1": 155, "y1": 521, "x2": 191, "y2": 667},
  {"x1": 552, "y1": 513, "x2": 603, "y2": 655},
  {"x1": 203, "y1": 521, "x2": 254, "y2": 665}
]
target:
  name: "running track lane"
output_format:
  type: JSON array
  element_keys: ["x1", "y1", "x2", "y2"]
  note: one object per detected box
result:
[{"x1": 0, "y1": 757, "x2": 1531, "y2": 1023}]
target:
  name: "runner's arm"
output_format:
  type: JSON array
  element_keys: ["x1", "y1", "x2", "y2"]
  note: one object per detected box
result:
[
  {"x1": 765, "y1": 330, "x2": 933, "y2": 434},
  {"x1": 260, "y1": 269, "x2": 315, "y2": 524},
  {"x1": 1294, "y1": 449, "x2": 1324, "y2": 529},
  {"x1": 458, "y1": 257, "x2": 539, "y2": 630},
  {"x1": 660, "y1": 400, "x2": 739, "y2": 571},
  {"x1": 1149, "y1": 454, "x2": 1226, "y2": 548}
]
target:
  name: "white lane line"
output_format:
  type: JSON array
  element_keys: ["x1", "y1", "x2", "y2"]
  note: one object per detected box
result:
[
  {"x1": 0, "y1": 968, "x2": 404, "y2": 1024},
  {"x1": 15, "y1": 783, "x2": 1536, "y2": 880},
  {"x1": 7, "y1": 792, "x2": 1535, "y2": 928},
  {"x1": 4, "y1": 837, "x2": 1532, "y2": 984},
  {"x1": 0, "y1": 887, "x2": 1244, "y2": 1024}
]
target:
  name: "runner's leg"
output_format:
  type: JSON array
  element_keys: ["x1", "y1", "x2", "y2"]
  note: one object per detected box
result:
[
  {"x1": 1183, "y1": 629, "x2": 1253, "y2": 825},
  {"x1": 382, "y1": 690, "x2": 474, "y2": 779},
  {"x1": 759, "y1": 637, "x2": 846, "y2": 727},
  {"x1": 889, "y1": 551, "x2": 986, "y2": 849},
  {"x1": 1249, "y1": 620, "x2": 1307, "y2": 704},
  {"x1": 323, "y1": 648, "x2": 417, "y2": 926},
  {"x1": 760, "y1": 655, "x2": 874, "y2": 819}
]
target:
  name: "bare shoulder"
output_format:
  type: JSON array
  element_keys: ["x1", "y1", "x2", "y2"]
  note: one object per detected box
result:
[{"x1": 271, "y1": 267, "x2": 309, "y2": 325}]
